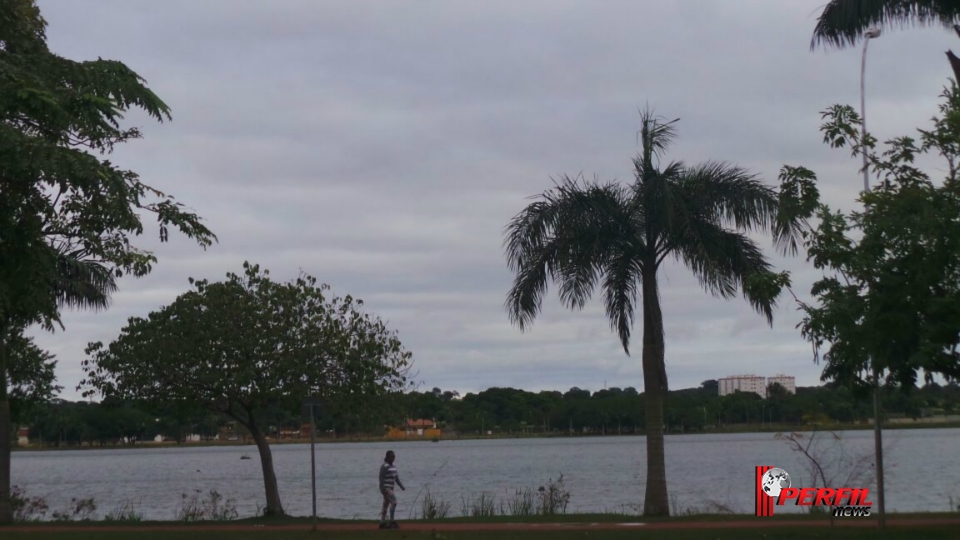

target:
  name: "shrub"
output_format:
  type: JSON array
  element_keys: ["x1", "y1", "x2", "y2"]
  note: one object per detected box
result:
[
  {"x1": 459, "y1": 492, "x2": 496, "y2": 518},
  {"x1": 418, "y1": 489, "x2": 451, "y2": 520},
  {"x1": 502, "y1": 488, "x2": 536, "y2": 517},
  {"x1": 536, "y1": 475, "x2": 570, "y2": 515},
  {"x1": 51, "y1": 498, "x2": 97, "y2": 521},
  {"x1": 11, "y1": 486, "x2": 49, "y2": 522},
  {"x1": 103, "y1": 500, "x2": 144, "y2": 522},
  {"x1": 175, "y1": 490, "x2": 238, "y2": 521}
]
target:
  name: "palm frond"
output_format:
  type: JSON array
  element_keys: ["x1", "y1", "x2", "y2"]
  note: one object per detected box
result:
[
  {"x1": 678, "y1": 162, "x2": 778, "y2": 233},
  {"x1": 667, "y1": 214, "x2": 772, "y2": 303},
  {"x1": 638, "y1": 159, "x2": 686, "y2": 255},
  {"x1": 503, "y1": 177, "x2": 636, "y2": 331},
  {"x1": 52, "y1": 248, "x2": 118, "y2": 312},
  {"x1": 811, "y1": 0, "x2": 960, "y2": 50},
  {"x1": 636, "y1": 107, "x2": 680, "y2": 172},
  {"x1": 601, "y1": 250, "x2": 643, "y2": 355}
]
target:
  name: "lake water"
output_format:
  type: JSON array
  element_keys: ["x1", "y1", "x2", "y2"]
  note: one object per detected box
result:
[{"x1": 11, "y1": 428, "x2": 960, "y2": 520}]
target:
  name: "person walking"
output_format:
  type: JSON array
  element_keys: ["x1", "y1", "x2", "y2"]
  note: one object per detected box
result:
[{"x1": 378, "y1": 450, "x2": 405, "y2": 529}]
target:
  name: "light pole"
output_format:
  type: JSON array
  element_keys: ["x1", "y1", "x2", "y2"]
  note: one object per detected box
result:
[
  {"x1": 860, "y1": 26, "x2": 887, "y2": 529},
  {"x1": 861, "y1": 27, "x2": 881, "y2": 192},
  {"x1": 304, "y1": 396, "x2": 320, "y2": 532}
]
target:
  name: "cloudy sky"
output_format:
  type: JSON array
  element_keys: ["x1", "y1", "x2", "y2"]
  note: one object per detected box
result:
[{"x1": 29, "y1": 0, "x2": 960, "y2": 400}]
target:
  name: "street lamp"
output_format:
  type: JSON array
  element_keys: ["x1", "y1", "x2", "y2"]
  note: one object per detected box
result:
[
  {"x1": 303, "y1": 396, "x2": 321, "y2": 532},
  {"x1": 859, "y1": 26, "x2": 887, "y2": 529},
  {"x1": 860, "y1": 27, "x2": 881, "y2": 192}
]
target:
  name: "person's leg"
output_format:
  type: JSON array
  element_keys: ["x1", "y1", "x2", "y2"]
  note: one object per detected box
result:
[
  {"x1": 380, "y1": 490, "x2": 390, "y2": 523},
  {"x1": 389, "y1": 490, "x2": 398, "y2": 523}
]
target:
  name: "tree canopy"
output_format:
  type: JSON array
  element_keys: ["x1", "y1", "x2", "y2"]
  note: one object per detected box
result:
[
  {"x1": 1, "y1": 0, "x2": 215, "y2": 523},
  {"x1": 6, "y1": 333, "x2": 60, "y2": 423},
  {"x1": 81, "y1": 262, "x2": 412, "y2": 516},
  {"x1": 798, "y1": 85, "x2": 960, "y2": 393}
]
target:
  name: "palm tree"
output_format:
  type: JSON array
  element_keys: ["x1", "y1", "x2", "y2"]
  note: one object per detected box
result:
[
  {"x1": 0, "y1": 246, "x2": 116, "y2": 523},
  {"x1": 811, "y1": 0, "x2": 960, "y2": 79},
  {"x1": 503, "y1": 110, "x2": 805, "y2": 516}
]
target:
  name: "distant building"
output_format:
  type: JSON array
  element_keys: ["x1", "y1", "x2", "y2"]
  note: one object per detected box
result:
[
  {"x1": 767, "y1": 375, "x2": 797, "y2": 395},
  {"x1": 16, "y1": 427, "x2": 28, "y2": 446},
  {"x1": 718, "y1": 374, "x2": 797, "y2": 398},
  {"x1": 718, "y1": 375, "x2": 767, "y2": 398},
  {"x1": 385, "y1": 419, "x2": 440, "y2": 439}
]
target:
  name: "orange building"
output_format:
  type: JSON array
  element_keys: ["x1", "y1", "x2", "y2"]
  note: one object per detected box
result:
[{"x1": 385, "y1": 419, "x2": 441, "y2": 439}]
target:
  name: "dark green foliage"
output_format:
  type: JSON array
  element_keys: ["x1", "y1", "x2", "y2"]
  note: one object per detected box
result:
[
  {"x1": 6, "y1": 333, "x2": 60, "y2": 424},
  {"x1": 811, "y1": 0, "x2": 960, "y2": 49},
  {"x1": 1, "y1": 0, "x2": 214, "y2": 524},
  {"x1": 798, "y1": 85, "x2": 960, "y2": 394},
  {"x1": 18, "y1": 381, "x2": 960, "y2": 445}
]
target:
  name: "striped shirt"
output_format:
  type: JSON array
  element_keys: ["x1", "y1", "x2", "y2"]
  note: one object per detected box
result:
[{"x1": 379, "y1": 462, "x2": 399, "y2": 490}]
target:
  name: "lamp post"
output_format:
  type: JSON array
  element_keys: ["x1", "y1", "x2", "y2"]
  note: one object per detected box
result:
[
  {"x1": 861, "y1": 27, "x2": 881, "y2": 192},
  {"x1": 303, "y1": 396, "x2": 320, "y2": 532},
  {"x1": 860, "y1": 26, "x2": 887, "y2": 529}
]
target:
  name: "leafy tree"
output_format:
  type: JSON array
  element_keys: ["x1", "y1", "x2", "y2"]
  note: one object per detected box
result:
[
  {"x1": 795, "y1": 84, "x2": 960, "y2": 528},
  {"x1": 0, "y1": 0, "x2": 214, "y2": 523},
  {"x1": 502, "y1": 108, "x2": 812, "y2": 516},
  {"x1": 798, "y1": 87, "x2": 960, "y2": 392},
  {"x1": 6, "y1": 333, "x2": 60, "y2": 424},
  {"x1": 80, "y1": 263, "x2": 411, "y2": 517}
]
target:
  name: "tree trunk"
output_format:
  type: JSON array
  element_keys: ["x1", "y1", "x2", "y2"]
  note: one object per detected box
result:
[
  {"x1": 247, "y1": 419, "x2": 285, "y2": 517},
  {"x1": 641, "y1": 266, "x2": 670, "y2": 517},
  {"x1": 0, "y1": 323, "x2": 12, "y2": 524}
]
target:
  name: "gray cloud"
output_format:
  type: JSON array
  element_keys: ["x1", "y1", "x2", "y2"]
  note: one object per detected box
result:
[{"x1": 28, "y1": 0, "x2": 960, "y2": 399}]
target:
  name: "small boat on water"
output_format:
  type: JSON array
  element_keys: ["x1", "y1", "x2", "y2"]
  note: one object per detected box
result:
[{"x1": 240, "y1": 454, "x2": 252, "y2": 460}]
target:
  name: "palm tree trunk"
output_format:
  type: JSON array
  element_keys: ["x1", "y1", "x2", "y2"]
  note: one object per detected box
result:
[
  {"x1": 0, "y1": 322, "x2": 12, "y2": 524},
  {"x1": 641, "y1": 266, "x2": 669, "y2": 517},
  {"x1": 247, "y1": 418, "x2": 285, "y2": 517}
]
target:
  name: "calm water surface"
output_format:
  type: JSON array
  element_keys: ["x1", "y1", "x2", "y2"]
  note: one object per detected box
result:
[{"x1": 11, "y1": 428, "x2": 960, "y2": 519}]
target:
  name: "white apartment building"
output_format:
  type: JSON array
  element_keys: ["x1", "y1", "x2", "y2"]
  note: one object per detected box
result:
[
  {"x1": 767, "y1": 375, "x2": 797, "y2": 395},
  {"x1": 718, "y1": 375, "x2": 767, "y2": 398}
]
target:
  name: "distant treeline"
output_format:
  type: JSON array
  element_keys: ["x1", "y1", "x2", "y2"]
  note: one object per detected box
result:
[{"x1": 14, "y1": 380, "x2": 960, "y2": 447}]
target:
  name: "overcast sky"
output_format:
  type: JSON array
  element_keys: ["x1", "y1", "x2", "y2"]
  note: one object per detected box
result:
[{"x1": 29, "y1": 0, "x2": 960, "y2": 400}]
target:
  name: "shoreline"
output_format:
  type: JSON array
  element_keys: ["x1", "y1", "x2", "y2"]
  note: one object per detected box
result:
[{"x1": 13, "y1": 421, "x2": 960, "y2": 452}]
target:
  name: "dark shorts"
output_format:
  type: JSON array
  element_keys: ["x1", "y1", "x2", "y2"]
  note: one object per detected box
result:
[{"x1": 381, "y1": 488, "x2": 397, "y2": 505}]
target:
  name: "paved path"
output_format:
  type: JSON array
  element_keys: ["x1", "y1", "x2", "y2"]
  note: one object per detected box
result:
[{"x1": 4, "y1": 518, "x2": 960, "y2": 532}]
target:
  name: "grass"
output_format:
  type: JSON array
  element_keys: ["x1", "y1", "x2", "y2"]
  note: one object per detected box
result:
[
  {"x1": 5, "y1": 510, "x2": 956, "y2": 526},
  {"x1": 3, "y1": 512, "x2": 958, "y2": 540},
  {"x1": 1, "y1": 526, "x2": 959, "y2": 540}
]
